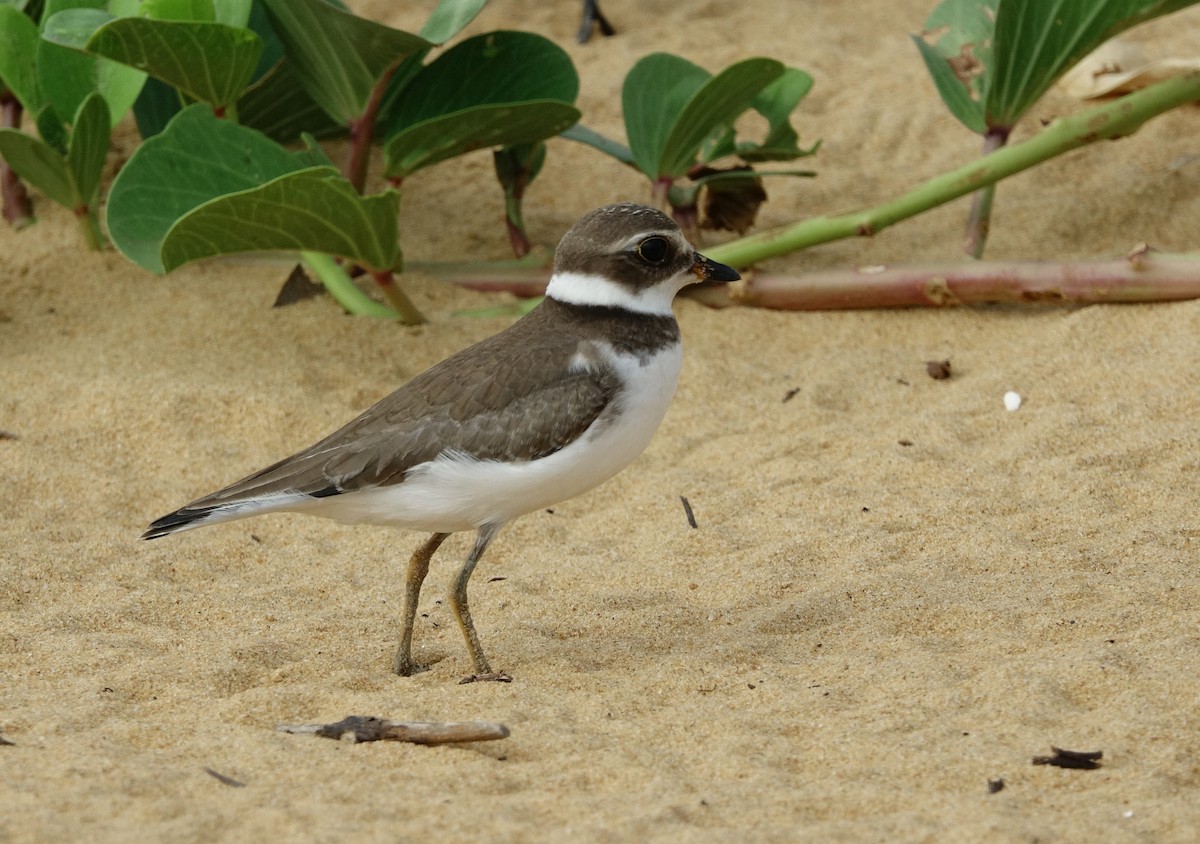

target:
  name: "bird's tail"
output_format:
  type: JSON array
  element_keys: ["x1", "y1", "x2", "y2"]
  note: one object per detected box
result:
[
  {"x1": 141, "y1": 491, "x2": 315, "y2": 540},
  {"x1": 142, "y1": 505, "x2": 228, "y2": 539}
]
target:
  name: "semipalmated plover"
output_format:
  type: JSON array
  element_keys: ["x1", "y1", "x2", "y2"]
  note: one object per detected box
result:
[{"x1": 143, "y1": 202, "x2": 739, "y2": 680}]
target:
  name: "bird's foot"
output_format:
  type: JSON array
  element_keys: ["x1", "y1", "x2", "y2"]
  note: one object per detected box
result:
[{"x1": 392, "y1": 656, "x2": 430, "y2": 677}]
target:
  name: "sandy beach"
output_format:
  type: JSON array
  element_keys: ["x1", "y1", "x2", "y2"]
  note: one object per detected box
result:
[{"x1": 3, "y1": 1, "x2": 1200, "y2": 840}]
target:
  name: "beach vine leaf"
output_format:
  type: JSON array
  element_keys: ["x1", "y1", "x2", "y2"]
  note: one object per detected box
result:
[
  {"x1": 913, "y1": 0, "x2": 1200, "y2": 258},
  {"x1": 161, "y1": 166, "x2": 398, "y2": 273},
  {"x1": 381, "y1": 30, "x2": 580, "y2": 179},
  {"x1": 36, "y1": 0, "x2": 146, "y2": 129},
  {"x1": 42, "y1": 7, "x2": 264, "y2": 112},
  {"x1": 0, "y1": 92, "x2": 108, "y2": 209},
  {"x1": 914, "y1": 0, "x2": 1200, "y2": 134},
  {"x1": 260, "y1": 0, "x2": 433, "y2": 126},
  {"x1": 417, "y1": 0, "x2": 489, "y2": 43},
  {"x1": 106, "y1": 104, "x2": 319, "y2": 272},
  {"x1": 566, "y1": 52, "x2": 816, "y2": 228}
]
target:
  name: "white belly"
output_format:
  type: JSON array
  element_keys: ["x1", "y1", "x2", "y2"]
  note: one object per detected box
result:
[{"x1": 307, "y1": 342, "x2": 684, "y2": 532}]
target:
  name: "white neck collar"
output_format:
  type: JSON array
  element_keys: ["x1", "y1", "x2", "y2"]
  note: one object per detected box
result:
[{"x1": 544, "y1": 271, "x2": 680, "y2": 316}]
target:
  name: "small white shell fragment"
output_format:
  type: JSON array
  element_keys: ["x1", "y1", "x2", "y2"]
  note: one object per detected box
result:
[{"x1": 1003, "y1": 391, "x2": 1023, "y2": 412}]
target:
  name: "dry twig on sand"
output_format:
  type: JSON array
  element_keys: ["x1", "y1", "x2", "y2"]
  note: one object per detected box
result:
[{"x1": 277, "y1": 716, "x2": 510, "y2": 745}]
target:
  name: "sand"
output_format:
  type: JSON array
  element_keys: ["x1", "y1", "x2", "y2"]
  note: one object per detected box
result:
[{"x1": 3, "y1": 1, "x2": 1200, "y2": 840}]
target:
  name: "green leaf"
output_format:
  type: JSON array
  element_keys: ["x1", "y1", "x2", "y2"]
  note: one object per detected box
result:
[
  {"x1": 698, "y1": 124, "x2": 737, "y2": 165},
  {"x1": 986, "y1": 0, "x2": 1200, "y2": 129},
  {"x1": 131, "y1": 0, "x2": 318, "y2": 138},
  {"x1": 161, "y1": 166, "x2": 398, "y2": 272},
  {"x1": 38, "y1": 1, "x2": 105, "y2": 123},
  {"x1": 911, "y1": 0, "x2": 996, "y2": 133},
  {"x1": 139, "y1": 0, "x2": 250, "y2": 27},
  {"x1": 238, "y1": 59, "x2": 345, "y2": 142},
  {"x1": 418, "y1": 0, "x2": 488, "y2": 43},
  {"x1": 261, "y1": 0, "x2": 432, "y2": 125},
  {"x1": 621, "y1": 54, "x2": 789, "y2": 179},
  {"x1": 243, "y1": 0, "x2": 350, "y2": 82},
  {"x1": 40, "y1": 5, "x2": 109, "y2": 49},
  {"x1": 140, "y1": 0, "x2": 216, "y2": 21},
  {"x1": 912, "y1": 32, "x2": 987, "y2": 134},
  {"x1": 0, "y1": 5, "x2": 43, "y2": 114},
  {"x1": 45, "y1": 8, "x2": 262, "y2": 109},
  {"x1": 38, "y1": 1, "x2": 147, "y2": 127},
  {"x1": 130, "y1": 75, "x2": 179, "y2": 138},
  {"x1": 381, "y1": 30, "x2": 580, "y2": 178},
  {"x1": 385, "y1": 100, "x2": 580, "y2": 179},
  {"x1": 916, "y1": 0, "x2": 1200, "y2": 133},
  {"x1": 296, "y1": 132, "x2": 336, "y2": 168},
  {"x1": 245, "y1": 0, "x2": 284, "y2": 79},
  {"x1": 36, "y1": 105, "x2": 68, "y2": 152},
  {"x1": 622, "y1": 53, "x2": 710, "y2": 178},
  {"x1": 382, "y1": 31, "x2": 578, "y2": 133},
  {"x1": 66, "y1": 90, "x2": 108, "y2": 204},
  {"x1": 210, "y1": 0, "x2": 251, "y2": 28},
  {"x1": 106, "y1": 103, "x2": 312, "y2": 272},
  {"x1": 87, "y1": 15, "x2": 263, "y2": 109},
  {"x1": 737, "y1": 67, "x2": 816, "y2": 162},
  {"x1": 130, "y1": 2, "x2": 347, "y2": 141},
  {"x1": 0, "y1": 125, "x2": 76, "y2": 206},
  {"x1": 493, "y1": 141, "x2": 546, "y2": 192},
  {"x1": 658, "y1": 58, "x2": 784, "y2": 177}
]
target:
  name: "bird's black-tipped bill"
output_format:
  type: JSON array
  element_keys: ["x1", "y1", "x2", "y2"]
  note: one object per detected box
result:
[{"x1": 692, "y1": 253, "x2": 740, "y2": 283}]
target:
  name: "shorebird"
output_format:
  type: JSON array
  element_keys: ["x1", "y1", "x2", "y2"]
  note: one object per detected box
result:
[{"x1": 143, "y1": 202, "x2": 739, "y2": 680}]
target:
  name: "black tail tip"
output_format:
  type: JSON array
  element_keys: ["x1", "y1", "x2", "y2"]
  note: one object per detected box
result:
[{"x1": 141, "y1": 507, "x2": 216, "y2": 540}]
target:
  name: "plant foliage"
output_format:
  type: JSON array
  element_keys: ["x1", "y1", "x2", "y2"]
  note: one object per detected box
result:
[
  {"x1": 915, "y1": 0, "x2": 1200, "y2": 133},
  {"x1": 567, "y1": 52, "x2": 816, "y2": 228}
]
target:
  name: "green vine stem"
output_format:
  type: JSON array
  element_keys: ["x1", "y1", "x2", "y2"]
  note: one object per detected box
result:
[
  {"x1": 76, "y1": 206, "x2": 103, "y2": 250},
  {"x1": 403, "y1": 72, "x2": 1200, "y2": 312},
  {"x1": 703, "y1": 71, "x2": 1200, "y2": 271},
  {"x1": 405, "y1": 253, "x2": 550, "y2": 297},
  {"x1": 301, "y1": 251, "x2": 398, "y2": 318}
]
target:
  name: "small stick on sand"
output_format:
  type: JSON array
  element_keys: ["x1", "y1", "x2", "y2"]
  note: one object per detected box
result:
[
  {"x1": 1032, "y1": 746, "x2": 1103, "y2": 770},
  {"x1": 203, "y1": 767, "x2": 246, "y2": 787},
  {"x1": 680, "y1": 496, "x2": 698, "y2": 529},
  {"x1": 277, "y1": 716, "x2": 510, "y2": 745}
]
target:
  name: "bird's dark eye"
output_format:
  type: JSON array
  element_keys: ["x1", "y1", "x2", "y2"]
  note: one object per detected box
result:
[{"x1": 635, "y1": 236, "x2": 671, "y2": 265}]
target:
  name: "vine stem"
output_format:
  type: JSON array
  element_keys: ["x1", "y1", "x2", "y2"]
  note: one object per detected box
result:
[
  {"x1": 75, "y1": 206, "x2": 103, "y2": 250},
  {"x1": 369, "y1": 268, "x2": 427, "y2": 325},
  {"x1": 405, "y1": 254, "x2": 551, "y2": 297},
  {"x1": 1, "y1": 94, "x2": 33, "y2": 228},
  {"x1": 963, "y1": 128, "x2": 1009, "y2": 258},
  {"x1": 346, "y1": 65, "x2": 399, "y2": 194},
  {"x1": 400, "y1": 72, "x2": 1200, "y2": 313},
  {"x1": 301, "y1": 252, "x2": 398, "y2": 319},
  {"x1": 387, "y1": 250, "x2": 1200, "y2": 311},
  {"x1": 702, "y1": 71, "x2": 1200, "y2": 270},
  {"x1": 726, "y1": 248, "x2": 1200, "y2": 309}
]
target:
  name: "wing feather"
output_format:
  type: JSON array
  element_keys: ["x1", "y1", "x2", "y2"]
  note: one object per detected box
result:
[{"x1": 181, "y1": 304, "x2": 619, "y2": 510}]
